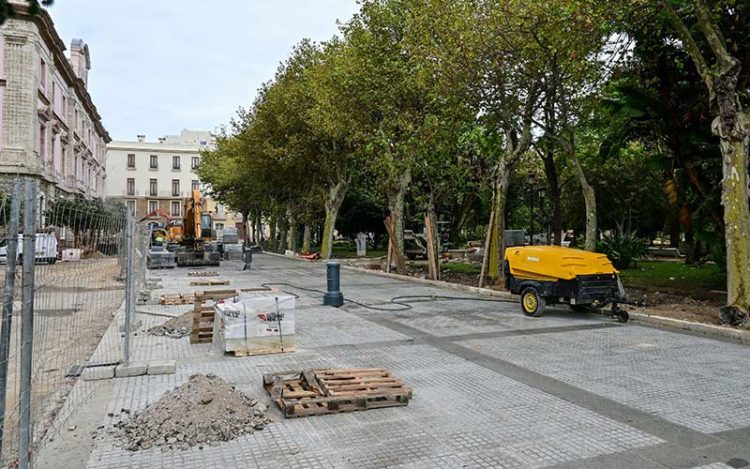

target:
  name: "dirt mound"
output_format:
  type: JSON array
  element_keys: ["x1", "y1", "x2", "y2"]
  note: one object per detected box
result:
[
  {"x1": 148, "y1": 311, "x2": 193, "y2": 338},
  {"x1": 113, "y1": 374, "x2": 271, "y2": 451}
]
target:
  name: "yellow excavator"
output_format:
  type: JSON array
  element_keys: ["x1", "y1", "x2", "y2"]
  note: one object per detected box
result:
[{"x1": 175, "y1": 190, "x2": 221, "y2": 267}]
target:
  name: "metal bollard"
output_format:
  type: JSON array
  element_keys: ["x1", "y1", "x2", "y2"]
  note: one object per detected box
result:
[
  {"x1": 242, "y1": 248, "x2": 253, "y2": 271},
  {"x1": 323, "y1": 261, "x2": 344, "y2": 307}
]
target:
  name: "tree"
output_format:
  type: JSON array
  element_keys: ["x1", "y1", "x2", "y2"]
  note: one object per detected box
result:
[
  {"x1": 0, "y1": 0, "x2": 52, "y2": 25},
  {"x1": 660, "y1": 0, "x2": 750, "y2": 325}
]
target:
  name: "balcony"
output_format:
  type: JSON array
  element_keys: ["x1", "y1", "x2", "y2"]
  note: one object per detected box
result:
[{"x1": 121, "y1": 190, "x2": 191, "y2": 198}]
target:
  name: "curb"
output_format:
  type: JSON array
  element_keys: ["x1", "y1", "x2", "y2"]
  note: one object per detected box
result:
[
  {"x1": 629, "y1": 312, "x2": 750, "y2": 344},
  {"x1": 339, "y1": 264, "x2": 513, "y2": 299}
]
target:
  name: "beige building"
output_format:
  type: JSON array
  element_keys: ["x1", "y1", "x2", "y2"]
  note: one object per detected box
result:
[
  {"x1": 0, "y1": 3, "x2": 110, "y2": 203},
  {"x1": 105, "y1": 130, "x2": 244, "y2": 236}
]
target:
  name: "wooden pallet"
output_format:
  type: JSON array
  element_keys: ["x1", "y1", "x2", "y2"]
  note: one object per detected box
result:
[
  {"x1": 263, "y1": 368, "x2": 412, "y2": 418},
  {"x1": 188, "y1": 271, "x2": 220, "y2": 277},
  {"x1": 189, "y1": 279, "x2": 230, "y2": 286},
  {"x1": 160, "y1": 293, "x2": 195, "y2": 305},
  {"x1": 190, "y1": 288, "x2": 240, "y2": 344}
]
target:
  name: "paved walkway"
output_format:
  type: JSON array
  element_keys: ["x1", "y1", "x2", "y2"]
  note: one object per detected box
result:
[{"x1": 38, "y1": 254, "x2": 750, "y2": 468}]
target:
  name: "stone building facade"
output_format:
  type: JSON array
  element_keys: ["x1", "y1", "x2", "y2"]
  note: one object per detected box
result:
[
  {"x1": 0, "y1": 3, "x2": 110, "y2": 204},
  {"x1": 105, "y1": 130, "x2": 244, "y2": 236}
]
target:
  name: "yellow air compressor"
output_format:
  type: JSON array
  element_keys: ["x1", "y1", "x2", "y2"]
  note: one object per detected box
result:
[{"x1": 504, "y1": 246, "x2": 630, "y2": 322}]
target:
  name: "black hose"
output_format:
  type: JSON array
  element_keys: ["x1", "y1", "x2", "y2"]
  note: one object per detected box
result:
[{"x1": 259, "y1": 282, "x2": 517, "y2": 312}]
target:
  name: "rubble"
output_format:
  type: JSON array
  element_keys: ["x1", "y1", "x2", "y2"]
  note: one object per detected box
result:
[
  {"x1": 113, "y1": 374, "x2": 271, "y2": 451},
  {"x1": 147, "y1": 311, "x2": 193, "y2": 338}
]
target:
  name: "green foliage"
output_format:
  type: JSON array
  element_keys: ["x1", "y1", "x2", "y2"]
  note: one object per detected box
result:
[
  {"x1": 597, "y1": 230, "x2": 648, "y2": 270},
  {"x1": 695, "y1": 230, "x2": 727, "y2": 272},
  {"x1": 0, "y1": 0, "x2": 53, "y2": 25},
  {"x1": 45, "y1": 196, "x2": 126, "y2": 232}
]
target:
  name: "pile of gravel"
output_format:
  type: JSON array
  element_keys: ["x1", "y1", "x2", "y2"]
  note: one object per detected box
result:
[
  {"x1": 147, "y1": 311, "x2": 193, "y2": 338},
  {"x1": 113, "y1": 373, "x2": 271, "y2": 451}
]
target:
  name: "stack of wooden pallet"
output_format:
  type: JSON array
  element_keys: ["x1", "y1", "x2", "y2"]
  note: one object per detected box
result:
[
  {"x1": 263, "y1": 368, "x2": 412, "y2": 418},
  {"x1": 159, "y1": 293, "x2": 195, "y2": 305},
  {"x1": 188, "y1": 271, "x2": 220, "y2": 277},
  {"x1": 190, "y1": 288, "x2": 241, "y2": 344}
]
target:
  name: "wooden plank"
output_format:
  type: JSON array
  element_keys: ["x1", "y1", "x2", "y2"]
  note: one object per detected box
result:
[
  {"x1": 190, "y1": 279, "x2": 230, "y2": 286},
  {"x1": 383, "y1": 218, "x2": 406, "y2": 273}
]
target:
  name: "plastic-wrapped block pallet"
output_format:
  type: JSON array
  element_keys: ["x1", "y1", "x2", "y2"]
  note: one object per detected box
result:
[
  {"x1": 223, "y1": 227, "x2": 239, "y2": 244},
  {"x1": 213, "y1": 292, "x2": 296, "y2": 356},
  {"x1": 223, "y1": 244, "x2": 243, "y2": 260}
]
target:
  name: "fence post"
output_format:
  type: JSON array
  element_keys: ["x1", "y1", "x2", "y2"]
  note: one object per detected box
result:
[
  {"x1": 123, "y1": 211, "x2": 134, "y2": 367},
  {"x1": 18, "y1": 179, "x2": 38, "y2": 469},
  {"x1": 0, "y1": 181, "x2": 21, "y2": 461}
]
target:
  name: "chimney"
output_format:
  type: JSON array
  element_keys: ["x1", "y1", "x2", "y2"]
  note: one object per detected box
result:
[
  {"x1": 69, "y1": 39, "x2": 91, "y2": 88},
  {"x1": 158, "y1": 137, "x2": 166, "y2": 144},
  {"x1": 137, "y1": 134, "x2": 145, "y2": 143}
]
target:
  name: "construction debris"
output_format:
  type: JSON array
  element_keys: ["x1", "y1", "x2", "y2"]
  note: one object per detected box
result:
[
  {"x1": 264, "y1": 368, "x2": 412, "y2": 418},
  {"x1": 147, "y1": 311, "x2": 193, "y2": 338},
  {"x1": 113, "y1": 374, "x2": 270, "y2": 451},
  {"x1": 188, "y1": 271, "x2": 220, "y2": 277}
]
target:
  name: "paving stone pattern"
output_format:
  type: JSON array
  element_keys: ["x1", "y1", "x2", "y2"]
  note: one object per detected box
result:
[{"x1": 58, "y1": 254, "x2": 750, "y2": 468}]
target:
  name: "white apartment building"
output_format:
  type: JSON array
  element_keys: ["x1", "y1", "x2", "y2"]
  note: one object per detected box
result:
[
  {"x1": 0, "y1": 3, "x2": 110, "y2": 201},
  {"x1": 106, "y1": 130, "x2": 215, "y2": 222}
]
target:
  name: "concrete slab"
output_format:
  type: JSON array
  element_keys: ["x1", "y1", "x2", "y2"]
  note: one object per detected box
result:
[
  {"x1": 81, "y1": 365, "x2": 115, "y2": 381},
  {"x1": 146, "y1": 360, "x2": 176, "y2": 375},
  {"x1": 114, "y1": 362, "x2": 148, "y2": 378}
]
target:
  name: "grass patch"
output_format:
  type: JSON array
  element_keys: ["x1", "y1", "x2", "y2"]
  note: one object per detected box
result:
[
  {"x1": 619, "y1": 261, "x2": 726, "y2": 295},
  {"x1": 328, "y1": 245, "x2": 388, "y2": 259},
  {"x1": 442, "y1": 262, "x2": 482, "y2": 275}
]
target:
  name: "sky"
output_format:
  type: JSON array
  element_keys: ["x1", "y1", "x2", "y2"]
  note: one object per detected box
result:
[{"x1": 50, "y1": 0, "x2": 360, "y2": 142}]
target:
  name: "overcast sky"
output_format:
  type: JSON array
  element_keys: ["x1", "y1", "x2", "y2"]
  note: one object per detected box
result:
[{"x1": 50, "y1": 0, "x2": 359, "y2": 142}]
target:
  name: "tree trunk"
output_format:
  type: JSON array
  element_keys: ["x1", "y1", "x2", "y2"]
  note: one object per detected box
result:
[
  {"x1": 269, "y1": 216, "x2": 278, "y2": 252},
  {"x1": 287, "y1": 209, "x2": 296, "y2": 253},
  {"x1": 542, "y1": 148, "x2": 563, "y2": 245},
  {"x1": 717, "y1": 113, "x2": 750, "y2": 322},
  {"x1": 571, "y1": 153, "x2": 597, "y2": 252},
  {"x1": 387, "y1": 167, "x2": 411, "y2": 273},
  {"x1": 302, "y1": 224, "x2": 311, "y2": 253},
  {"x1": 480, "y1": 161, "x2": 511, "y2": 286},
  {"x1": 321, "y1": 175, "x2": 350, "y2": 259}
]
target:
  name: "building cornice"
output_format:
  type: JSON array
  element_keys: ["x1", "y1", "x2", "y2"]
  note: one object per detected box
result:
[
  {"x1": 107, "y1": 143, "x2": 210, "y2": 154},
  {"x1": 12, "y1": 3, "x2": 111, "y2": 144}
]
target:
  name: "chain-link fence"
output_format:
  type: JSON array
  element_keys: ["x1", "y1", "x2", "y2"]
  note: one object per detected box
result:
[{"x1": 0, "y1": 178, "x2": 147, "y2": 468}]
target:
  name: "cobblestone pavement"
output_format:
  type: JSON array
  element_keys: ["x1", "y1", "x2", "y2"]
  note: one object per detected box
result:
[{"x1": 43, "y1": 254, "x2": 750, "y2": 468}]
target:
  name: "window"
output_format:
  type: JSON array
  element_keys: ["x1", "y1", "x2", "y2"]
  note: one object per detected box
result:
[
  {"x1": 127, "y1": 178, "x2": 135, "y2": 196},
  {"x1": 172, "y1": 156, "x2": 181, "y2": 170},
  {"x1": 191, "y1": 156, "x2": 200, "y2": 169},
  {"x1": 62, "y1": 96, "x2": 67, "y2": 116},
  {"x1": 171, "y1": 201, "x2": 181, "y2": 217},
  {"x1": 148, "y1": 200, "x2": 158, "y2": 213},
  {"x1": 149, "y1": 178, "x2": 157, "y2": 196},
  {"x1": 191, "y1": 180, "x2": 200, "y2": 191},
  {"x1": 127, "y1": 154, "x2": 135, "y2": 169},
  {"x1": 172, "y1": 179, "x2": 180, "y2": 196},
  {"x1": 150, "y1": 155, "x2": 158, "y2": 169},
  {"x1": 40, "y1": 59, "x2": 46, "y2": 90},
  {"x1": 38, "y1": 122, "x2": 46, "y2": 157},
  {"x1": 215, "y1": 223, "x2": 224, "y2": 231},
  {"x1": 127, "y1": 200, "x2": 135, "y2": 215}
]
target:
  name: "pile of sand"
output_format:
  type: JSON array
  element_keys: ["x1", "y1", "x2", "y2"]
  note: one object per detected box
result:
[
  {"x1": 147, "y1": 311, "x2": 193, "y2": 338},
  {"x1": 113, "y1": 374, "x2": 271, "y2": 451}
]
